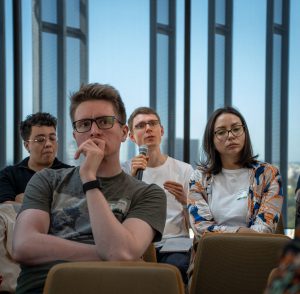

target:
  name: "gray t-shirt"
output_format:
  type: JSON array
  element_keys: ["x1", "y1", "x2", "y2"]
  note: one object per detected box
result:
[{"x1": 16, "y1": 167, "x2": 166, "y2": 294}]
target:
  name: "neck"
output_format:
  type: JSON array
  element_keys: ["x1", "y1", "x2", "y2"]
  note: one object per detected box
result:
[
  {"x1": 147, "y1": 147, "x2": 167, "y2": 168},
  {"x1": 96, "y1": 156, "x2": 122, "y2": 177},
  {"x1": 221, "y1": 156, "x2": 242, "y2": 170},
  {"x1": 28, "y1": 158, "x2": 52, "y2": 172}
]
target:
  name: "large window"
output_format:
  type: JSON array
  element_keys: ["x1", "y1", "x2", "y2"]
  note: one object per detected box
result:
[{"x1": 1, "y1": 0, "x2": 300, "y2": 229}]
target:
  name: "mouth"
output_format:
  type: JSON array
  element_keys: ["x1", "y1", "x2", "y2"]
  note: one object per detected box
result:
[
  {"x1": 227, "y1": 143, "x2": 239, "y2": 148},
  {"x1": 42, "y1": 151, "x2": 53, "y2": 155}
]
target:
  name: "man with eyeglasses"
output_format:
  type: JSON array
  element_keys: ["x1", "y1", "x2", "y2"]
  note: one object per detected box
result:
[
  {"x1": 12, "y1": 84, "x2": 166, "y2": 293},
  {"x1": 122, "y1": 106, "x2": 194, "y2": 284},
  {"x1": 0, "y1": 112, "x2": 71, "y2": 292},
  {"x1": 0, "y1": 112, "x2": 71, "y2": 205}
]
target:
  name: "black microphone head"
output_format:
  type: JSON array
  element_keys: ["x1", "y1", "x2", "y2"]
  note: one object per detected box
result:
[{"x1": 139, "y1": 145, "x2": 148, "y2": 156}]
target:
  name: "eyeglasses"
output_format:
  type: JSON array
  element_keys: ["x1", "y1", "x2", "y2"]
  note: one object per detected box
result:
[
  {"x1": 134, "y1": 120, "x2": 160, "y2": 130},
  {"x1": 72, "y1": 116, "x2": 124, "y2": 133},
  {"x1": 214, "y1": 125, "x2": 245, "y2": 141},
  {"x1": 27, "y1": 134, "x2": 58, "y2": 144}
]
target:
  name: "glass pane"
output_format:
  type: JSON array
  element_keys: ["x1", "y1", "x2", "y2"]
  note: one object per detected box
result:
[
  {"x1": 89, "y1": 0, "x2": 149, "y2": 163},
  {"x1": 214, "y1": 34, "x2": 225, "y2": 110},
  {"x1": 274, "y1": 0, "x2": 283, "y2": 25},
  {"x1": 66, "y1": 37, "x2": 80, "y2": 165},
  {"x1": 41, "y1": 0, "x2": 57, "y2": 23},
  {"x1": 190, "y1": 0, "x2": 208, "y2": 167},
  {"x1": 66, "y1": 0, "x2": 80, "y2": 28},
  {"x1": 174, "y1": 0, "x2": 184, "y2": 161},
  {"x1": 288, "y1": 0, "x2": 300, "y2": 229},
  {"x1": 42, "y1": 32, "x2": 57, "y2": 116},
  {"x1": 232, "y1": 0, "x2": 266, "y2": 161},
  {"x1": 216, "y1": 0, "x2": 226, "y2": 25},
  {"x1": 271, "y1": 34, "x2": 282, "y2": 166},
  {"x1": 157, "y1": 0, "x2": 169, "y2": 25},
  {"x1": 5, "y1": 0, "x2": 14, "y2": 165},
  {"x1": 157, "y1": 33, "x2": 169, "y2": 153},
  {"x1": 22, "y1": 0, "x2": 34, "y2": 158}
]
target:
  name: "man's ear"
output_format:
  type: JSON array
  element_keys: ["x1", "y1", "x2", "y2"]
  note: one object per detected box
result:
[
  {"x1": 161, "y1": 125, "x2": 164, "y2": 137},
  {"x1": 129, "y1": 131, "x2": 136, "y2": 143},
  {"x1": 121, "y1": 125, "x2": 129, "y2": 142},
  {"x1": 24, "y1": 141, "x2": 30, "y2": 153}
]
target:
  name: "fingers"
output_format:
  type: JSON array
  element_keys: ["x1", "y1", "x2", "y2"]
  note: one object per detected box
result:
[
  {"x1": 74, "y1": 138, "x2": 105, "y2": 160},
  {"x1": 163, "y1": 181, "x2": 186, "y2": 205},
  {"x1": 131, "y1": 154, "x2": 148, "y2": 176}
]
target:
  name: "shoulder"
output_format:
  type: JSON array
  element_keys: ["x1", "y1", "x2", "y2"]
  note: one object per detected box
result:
[
  {"x1": 51, "y1": 158, "x2": 73, "y2": 169},
  {"x1": 0, "y1": 157, "x2": 30, "y2": 174},
  {"x1": 167, "y1": 157, "x2": 193, "y2": 172},
  {"x1": 251, "y1": 161, "x2": 280, "y2": 176},
  {"x1": 32, "y1": 166, "x2": 78, "y2": 185}
]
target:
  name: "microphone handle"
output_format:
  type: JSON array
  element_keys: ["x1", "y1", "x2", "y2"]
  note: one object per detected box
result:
[{"x1": 136, "y1": 169, "x2": 143, "y2": 181}]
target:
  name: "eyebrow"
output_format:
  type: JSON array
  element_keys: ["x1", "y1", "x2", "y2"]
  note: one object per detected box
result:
[
  {"x1": 34, "y1": 132, "x2": 57, "y2": 137},
  {"x1": 214, "y1": 122, "x2": 242, "y2": 130}
]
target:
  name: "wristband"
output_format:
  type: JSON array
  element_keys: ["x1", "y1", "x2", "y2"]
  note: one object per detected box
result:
[{"x1": 82, "y1": 180, "x2": 102, "y2": 194}]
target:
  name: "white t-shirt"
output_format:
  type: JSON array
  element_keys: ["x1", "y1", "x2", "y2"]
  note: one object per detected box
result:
[
  {"x1": 122, "y1": 156, "x2": 194, "y2": 246},
  {"x1": 209, "y1": 168, "x2": 250, "y2": 227}
]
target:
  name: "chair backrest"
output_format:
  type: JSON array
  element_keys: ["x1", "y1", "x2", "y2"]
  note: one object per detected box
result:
[
  {"x1": 189, "y1": 233, "x2": 290, "y2": 294},
  {"x1": 142, "y1": 243, "x2": 157, "y2": 262},
  {"x1": 43, "y1": 261, "x2": 185, "y2": 294},
  {"x1": 275, "y1": 215, "x2": 285, "y2": 235}
]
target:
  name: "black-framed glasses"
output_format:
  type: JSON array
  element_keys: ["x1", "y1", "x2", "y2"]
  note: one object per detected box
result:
[
  {"x1": 26, "y1": 134, "x2": 58, "y2": 144},
  {"x1": 134, "y1": 120, "x2": 160, "y2": 130},
  {"x1": 72, "y1": 116, "x2": 124, "y2": 133},
  {"x1": 214, "y1": 125, "x2": 245, "y2": 141}
]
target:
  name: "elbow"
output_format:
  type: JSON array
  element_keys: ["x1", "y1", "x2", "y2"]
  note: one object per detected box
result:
[
  {"x1": 12, "y1": 239, "x2": 32, "y2": 263},
  {"x1": 97, "y1": 248, "x2": 139, "y2": 261}
]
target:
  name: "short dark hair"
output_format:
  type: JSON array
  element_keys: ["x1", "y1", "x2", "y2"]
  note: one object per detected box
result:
[
  {"x1": 69, "y1": 83, "x2": 126, "y2": 124},
  {"x1": 20, "y1": 112, "x2": 57, "y2": 141},
  {"x1": 199, "y1": 106, "x2": 258, "y2": 174},
  {"x1": 128, "y1": 107, "x2": 161, "y2": 131}
]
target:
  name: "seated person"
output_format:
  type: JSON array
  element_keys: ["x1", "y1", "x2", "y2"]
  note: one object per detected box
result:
[
  {"x1": 295, "y1": 175, "x2": 300, "y2": 227},
  {"x1": 12, "y1": 83, "x2": 166, "y2": 293},
  {"x1": 265, "y1": 226, "x2": 300, "y2": 293},
  {"x1": 122, "y1": 106, "x2": 193, "y2": 284},
  {"x1": 187, "y1": 106, "x2": 283, "y2": 282},
  {"x1": 0, "y1": 112, "x2": 71, "y2": 293},
  {"x1": 0, "y1": 112, "x2": 71, "y2": 205}
]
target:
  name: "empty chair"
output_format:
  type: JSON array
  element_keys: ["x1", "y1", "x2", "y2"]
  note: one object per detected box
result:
[
  {"x1": 43, "y1": 261, "x2": 185, "y2": 294},
  {"x1": 189, "y1": 233, "x2": 291, "y2": 294}
]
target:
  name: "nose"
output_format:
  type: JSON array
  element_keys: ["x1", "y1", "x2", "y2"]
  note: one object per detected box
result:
[
  {"x1": 145, "y1": 123, "x2": 152, "y2": 132},
  {"x1": 227, "y1": 130, "x2": 235, "y2": 139},
  {"x1": 90, "y1": 121, "x2": 102, "y2": 136},
  {"x1": 44, "y1": 138, "x2": 55, "y2": 147}
]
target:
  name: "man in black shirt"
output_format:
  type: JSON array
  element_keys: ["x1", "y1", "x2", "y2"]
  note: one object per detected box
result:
[
  {"x1": 0, "y1": 112, "x2": 71, "y2": 204},
  {"x1": 0, "y1": 112, "x2": 71, "y2": 292}
]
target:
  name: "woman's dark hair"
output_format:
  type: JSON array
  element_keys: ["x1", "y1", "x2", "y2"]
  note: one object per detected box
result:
[{"x1": 198, "y1": 106, "x2": 258, "y2": 174}]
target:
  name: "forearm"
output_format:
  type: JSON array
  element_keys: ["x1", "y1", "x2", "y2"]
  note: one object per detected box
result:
[
  {"x1": 86, "y1": 189, "x2": 150, "y2": 260},
  {"x1": 13, "y1": 231, "x2": 99, "y2": 265}
]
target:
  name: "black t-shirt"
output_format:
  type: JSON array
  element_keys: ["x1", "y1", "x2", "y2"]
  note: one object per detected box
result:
[{"x1": 0, "y1": 157, "x2": 72, "y2": 203}]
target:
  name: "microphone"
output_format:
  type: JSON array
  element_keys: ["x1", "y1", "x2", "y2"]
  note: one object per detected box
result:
[{"x1": 135, "y1": 145, "x2": 148, "y2": 181}]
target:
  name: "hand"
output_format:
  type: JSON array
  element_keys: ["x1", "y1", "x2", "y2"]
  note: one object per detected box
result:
[
  {"x1": 74, "y1": 138, "x2": 105, "y2": 183},
  {"x1": 163, "y1": 181, "x2": 186, "y2": 206},
  {"x1": 15, "y1": 193, "x2": 24, "y2": 203},
  {"x1": 130, "y1": 154, "x2": 148, "y2": 177}
]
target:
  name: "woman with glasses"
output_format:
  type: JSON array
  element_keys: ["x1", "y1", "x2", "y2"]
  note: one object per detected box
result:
[{"x1": 188, "y1": 106, "x2": 283, "y2": 237}]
